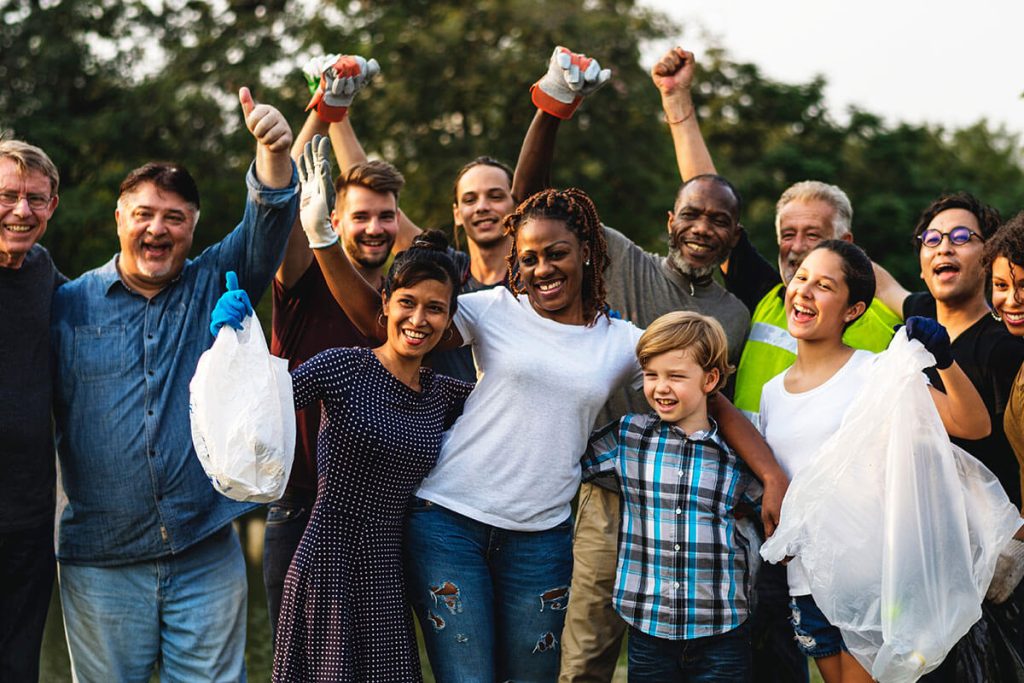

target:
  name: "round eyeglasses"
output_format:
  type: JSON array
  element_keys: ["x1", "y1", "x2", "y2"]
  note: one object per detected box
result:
[{"x1": 917, "y1": 225, "x2": 980, "y2": 248}]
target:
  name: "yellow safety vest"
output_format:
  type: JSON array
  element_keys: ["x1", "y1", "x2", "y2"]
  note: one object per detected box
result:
[{"x1": 733, "y1": 284, "x2": 901, "y2": 426}]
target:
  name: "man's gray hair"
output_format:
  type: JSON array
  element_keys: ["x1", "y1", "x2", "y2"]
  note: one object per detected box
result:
[{"x1": 775, "y1": 180, "x2": 852, "y2": 239}]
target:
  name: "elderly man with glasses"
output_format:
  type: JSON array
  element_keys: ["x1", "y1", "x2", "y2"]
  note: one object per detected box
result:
[{"x1": 0, "y1": 139, "x2": 65, "y2": 682}]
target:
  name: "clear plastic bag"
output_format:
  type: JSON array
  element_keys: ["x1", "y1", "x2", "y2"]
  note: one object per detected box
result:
[
  {"x1": 761, "y1": 333, "x2": 1022, "y2": 682},
  {"x1": 189, "y1": 314, "x2": 295, "y2": 503}
]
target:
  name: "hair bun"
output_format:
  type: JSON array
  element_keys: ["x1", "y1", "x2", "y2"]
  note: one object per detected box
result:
[{"x1": 411, "y1": 229, "x2": 450, "y2": 252}]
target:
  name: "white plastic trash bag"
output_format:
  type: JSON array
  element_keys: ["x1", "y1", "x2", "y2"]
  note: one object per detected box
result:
[
  {"x1": 761, "y1": 333, "x2": 1022, "y2": 683},
  {"x1": 189, "y1": 313, "x2": 295, "y2": 503}
]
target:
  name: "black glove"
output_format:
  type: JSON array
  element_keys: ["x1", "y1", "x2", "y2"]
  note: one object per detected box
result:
[{"x1": 904, "y1": 316, "x2": 953, "y2": 369}]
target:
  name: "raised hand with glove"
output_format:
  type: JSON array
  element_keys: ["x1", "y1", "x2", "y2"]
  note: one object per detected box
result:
[
  {"x1": 296, "y1": 134, "x2": 338, "y2": 249},
  {"x1": 531, "y1": 46, "x2": 611, "y2": 119},
  {"x1": 209, "y1": 271, "x2": 253, "y2": 337},
  {"x1": 305, "y1": 54, "x2": 380, "y2": 123},
  {"x1": 904, "y1": 315, "x2": 954, "y2": 369}
]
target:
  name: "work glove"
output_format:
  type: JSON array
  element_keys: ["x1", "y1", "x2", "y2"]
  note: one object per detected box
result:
[
  {"x1": 904, "y1": 316, "x2": 954, "y2": 369},
  {"x1": 987, "y1": 536, "x2": 1024, "y2": 604},
  {"x1": 209, "y1": 271, "x2": 253, "y2": 337},
  {"x1": 298, "y1": 134, "x2": 338, "y2": 249},
  {"x1": 531, "y1": 46, "x2": 611, "y2": 119},
  {"x1": 302, "y1": 54, "x2": 341, "y2": 96},
  {"x1": 305, "y1": 54, "x2": 380, "y2": 122}
]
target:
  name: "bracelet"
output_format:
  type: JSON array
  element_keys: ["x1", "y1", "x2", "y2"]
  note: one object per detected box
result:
[{"x1": 665, "y1": 107, "x2": 695, "y2": 125}]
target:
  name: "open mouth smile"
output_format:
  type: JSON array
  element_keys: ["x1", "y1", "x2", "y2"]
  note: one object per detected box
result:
[
  {"x1": 3, "y1": 224, "x2": 34, "y2": 233},
  {"x1": 792, "y1": 302, "x2": 817, "y2": 322}
]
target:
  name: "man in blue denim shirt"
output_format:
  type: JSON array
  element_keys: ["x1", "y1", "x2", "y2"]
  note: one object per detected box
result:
[{"x1": 51, "y1": 88, "x2": 298, "y2": 681}]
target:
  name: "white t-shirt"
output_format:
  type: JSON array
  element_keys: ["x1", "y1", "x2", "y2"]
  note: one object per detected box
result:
[
  {"x1": 416, "y1": 287, "x2": 643, "y2": 531},
  {"x1": 759, "y1": 349, "x2": 876, "y2": 595}
]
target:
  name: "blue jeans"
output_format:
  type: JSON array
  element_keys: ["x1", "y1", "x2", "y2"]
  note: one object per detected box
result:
[
  {"x1": 0, "y1": 522, "x2": 56, "y2": 682},
  {"x1": 404, "y1": 498, "x2": 573, "y2": 682},
  {"x1": 262, "y1": 489, "x2": 314, "y2": 641},
  {"x1": 628, "y1": 620, "x2": 752, "y2": 683},
  {"x1": 59, "y1": 524, "x2": 248, "y2": 683}
]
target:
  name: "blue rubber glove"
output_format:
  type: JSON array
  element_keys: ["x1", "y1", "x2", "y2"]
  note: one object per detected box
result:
[
  {"x1": 904, "y1": 316, "x2": 954, "y2": 369},
  {"x1": 209, "y1": 271, "x2": 253, "y2": 338}
]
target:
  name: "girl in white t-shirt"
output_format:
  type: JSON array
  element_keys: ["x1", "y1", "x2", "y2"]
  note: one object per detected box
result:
[{"x1": 759, "y1": 240, "x2": 990, "y2": 683}]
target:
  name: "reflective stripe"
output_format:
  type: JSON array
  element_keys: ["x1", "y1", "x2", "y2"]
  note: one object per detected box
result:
[{"x1": 747, "y1": 321, "x2": 798, "y2": 355}]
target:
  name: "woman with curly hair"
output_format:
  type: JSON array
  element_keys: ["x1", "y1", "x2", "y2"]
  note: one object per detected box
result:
[{"x1": 306, "y1": 162, "x2": 641, "y2": 679}]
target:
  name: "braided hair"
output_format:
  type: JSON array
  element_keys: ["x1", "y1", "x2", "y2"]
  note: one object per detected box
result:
[
  {"x1": 383, "y1": 229, "x2": 461, "y2": 315},
  {"x1": 502, "y1": 188, "x2": 609, "y2": 326}
]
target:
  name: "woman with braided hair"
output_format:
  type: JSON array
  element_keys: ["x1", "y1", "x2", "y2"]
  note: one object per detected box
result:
[{"x1": 304, "y1": 156, "x2": 642, "y2": 678}]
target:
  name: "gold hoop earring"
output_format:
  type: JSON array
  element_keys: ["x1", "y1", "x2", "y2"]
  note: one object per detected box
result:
[{"x1": 377, "y1": 312, "x2": 387, "y2": 328}]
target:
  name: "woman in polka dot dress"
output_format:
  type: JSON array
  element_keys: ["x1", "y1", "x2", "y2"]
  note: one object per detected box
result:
[{"x1": 211, "y1": 230, "x2": 472, "y2": 682}]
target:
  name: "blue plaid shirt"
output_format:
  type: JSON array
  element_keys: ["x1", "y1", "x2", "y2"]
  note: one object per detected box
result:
[
  {"x1": 583, "y1": 411, "x2": 761, "y2": 640},
  {"x1": 52, "y1": 162, "x2": 298, "y2": 565}
]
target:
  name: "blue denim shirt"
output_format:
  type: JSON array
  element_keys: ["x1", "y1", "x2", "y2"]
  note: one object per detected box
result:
[{"x1": 52, "y1": 162, "x2": 298, "y2": 565}]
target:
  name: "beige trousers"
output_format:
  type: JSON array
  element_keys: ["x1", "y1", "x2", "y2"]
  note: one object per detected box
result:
[{"x1": 558, "y1": 482, "x2": 627, "y2": 682}]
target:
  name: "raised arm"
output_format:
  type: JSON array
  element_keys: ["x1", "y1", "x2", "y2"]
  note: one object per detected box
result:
[
  {"x1": 905, "y1": 316, "x2": 991, "y2": 439},
  {"x1": 512, "y1": 46, "x2": 611, "y2": 203},
  {"x1": 651, "y1": 47, "x2": 716, "y2": 182},
  {"x1": 277, "y1": 111, "x2": 330, "y2": 288},
  {"x1": 299, "y1": 135, "x2": 464, "y2": 350},
  {"x1": 872, "y1": 260, "x2": 911, "y2": 321},
  {"x1": 240, "y1": 87, "x2": 294, "y2": 189},
  {"x1": 278, "y1": 53, "x2": 383, "y2": 288},
  {"x1": 709, "y1": 393, "x2": 788, "y2": 536},
  {"x1": 326, "y1": 63, "x2": 423, "y2": 254}
]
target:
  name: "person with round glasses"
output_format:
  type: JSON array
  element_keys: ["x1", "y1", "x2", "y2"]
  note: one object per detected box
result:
[
  {"x1": 874, "y1": 192, "x2": 1024, "y2": 682},
  {"x1": 916, "y1": 224, "x2": 982, "y2": 248}
]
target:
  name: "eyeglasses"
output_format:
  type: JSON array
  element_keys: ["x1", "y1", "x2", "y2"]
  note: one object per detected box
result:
[
  {"x1": 0, "y1": 191, "x2": 52, "y2": 210},
  {"x1": 917, "y1": 226, "x2": 980, "y2": 248}
]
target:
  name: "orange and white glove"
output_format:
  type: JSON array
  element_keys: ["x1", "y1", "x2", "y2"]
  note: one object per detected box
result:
[
  {"x1": 305, "y1": 54, "x2": 380, "y2": 123},
  {"x1": 531, "y1": 46, "x2": 611, "y2": 120}
]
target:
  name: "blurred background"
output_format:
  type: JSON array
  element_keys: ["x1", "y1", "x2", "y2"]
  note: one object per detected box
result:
[{"x1": 5, "y1": 0, "x2": 1020, "y2": 678}]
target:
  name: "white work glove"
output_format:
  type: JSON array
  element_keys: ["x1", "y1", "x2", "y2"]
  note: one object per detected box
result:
[
  {"x1": 297, "y1": 134, "x2": 338, "y2": 249},
  {"x1": 302, "y1": 53, "x2": 341, "y2": 95},
  {"x1": 305, "y1": 54, "x2": 380, "y2": 122},
  {"x1": 531, "y1": 46, "x2": 611, "y2": 119},
  {"x1": 986, "y1": 536, "x2": 1024, "y2": 604}
]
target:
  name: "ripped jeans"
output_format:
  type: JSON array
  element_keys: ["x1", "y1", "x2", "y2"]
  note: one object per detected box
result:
[{"x1": 404, "y1": 497, "x2": 573, "y2": 682}]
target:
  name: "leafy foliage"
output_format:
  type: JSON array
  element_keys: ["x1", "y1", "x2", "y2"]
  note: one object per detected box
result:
[{"x1": 2, "y1": 0, "x2": 1022, "y2": 289}]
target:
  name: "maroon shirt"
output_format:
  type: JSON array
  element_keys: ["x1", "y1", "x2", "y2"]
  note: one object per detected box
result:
[{"x1": 271, "y1": 259, "x2": 371, "y2": 494}]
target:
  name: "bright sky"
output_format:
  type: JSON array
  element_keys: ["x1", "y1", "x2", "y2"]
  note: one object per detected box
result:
[{"x1": 642, "y1": 0, "x2": 1023, "y2": 135}]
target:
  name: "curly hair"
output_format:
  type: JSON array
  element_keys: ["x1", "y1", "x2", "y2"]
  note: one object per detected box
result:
[
  {"x1": 502, "y1": 188, "x2": 609, "y2": 326},
  {"x1": 912, "y1": 191, "x2": 1001, "y2": 251},
  {"x1": 984, "y1": 210, "x2": 1024, "y2": 271}
]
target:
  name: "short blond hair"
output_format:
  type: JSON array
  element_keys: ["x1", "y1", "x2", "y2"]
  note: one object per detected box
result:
[
  {"x1": 636, "y1": 311, "x2": 734, "y2": 393},
  {"x1": 0, "y1": 139, "x2": 59, "y2": 195}
]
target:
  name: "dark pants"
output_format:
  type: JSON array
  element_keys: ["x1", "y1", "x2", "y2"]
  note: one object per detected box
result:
[
  {"x1": 262, "y1": 488, "x2": 314, "y2": 642},
  {"x1": 0, "y1": 522, "x2": 56, "y2": 682},
  {"x1": 627, "y1": 620, "x2": 752, "y2": 682},
  {"x1": 751, "y1": 562, "x2": 810, "y2": 682}
]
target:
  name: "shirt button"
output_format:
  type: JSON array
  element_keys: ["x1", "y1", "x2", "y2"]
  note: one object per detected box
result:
[
  {"x1": 678, "y1": 470, "x2": 683, "y2": 477},
  {"x1": 147, "y1": 334, "x2": 154, "y2": 340},
  {"x1": 147, "y1": 410, "x2": 154, "y2": 416},
  {"x1": 674, "y1": 582, "x2": 680, "y2": 589},
  {"x1": 675, "y1": 507, "x2": 682, "y2": 515},
  {"x1": 148, "y1": 370, "x2": 154, "y2": 376},
  {"x1": 149, "y1": 450, "x2": 156, "y2": 457},
  {"x1": 674, "y1": 543, "x2": 681, "y2": 551}
]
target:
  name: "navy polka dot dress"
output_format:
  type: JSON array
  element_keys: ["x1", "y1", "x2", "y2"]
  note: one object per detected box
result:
[{"x1": 272, "y1": 347, "x2": 472, "y2": 682}]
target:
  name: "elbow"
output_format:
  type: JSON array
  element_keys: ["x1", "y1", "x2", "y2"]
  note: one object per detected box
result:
[{"x1": 951, "y1": 413, "x2": 992, "y2": 441}]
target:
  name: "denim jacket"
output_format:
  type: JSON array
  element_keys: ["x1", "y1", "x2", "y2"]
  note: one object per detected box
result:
[{"x1": 52, "y1": 162, "x2": 298, "y2": 565}]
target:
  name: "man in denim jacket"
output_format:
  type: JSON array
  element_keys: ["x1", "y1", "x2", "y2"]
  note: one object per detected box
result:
[{"x1": 51, "y1": 88, "x2": 298, "y2": 681}]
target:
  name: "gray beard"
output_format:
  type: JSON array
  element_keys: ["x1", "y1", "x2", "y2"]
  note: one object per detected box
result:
[{"x1": 668, "y1": 248, "x2": 719, "y2": 281}]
